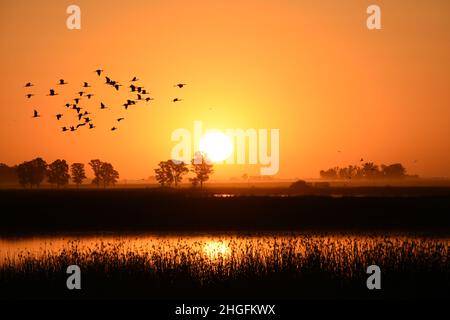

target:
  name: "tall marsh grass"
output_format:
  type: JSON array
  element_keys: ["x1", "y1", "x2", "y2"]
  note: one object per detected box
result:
[{"x1": 0, "y1": 234, "x2": 448, "y2": 298}]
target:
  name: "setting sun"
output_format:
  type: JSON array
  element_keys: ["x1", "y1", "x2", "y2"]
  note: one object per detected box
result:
[
  {"x1": 199, "y1": 131, "x2": 234, "y2": 163},
  {"x1": 0, "y1": 0, "x2": 449, "y2": 308}
]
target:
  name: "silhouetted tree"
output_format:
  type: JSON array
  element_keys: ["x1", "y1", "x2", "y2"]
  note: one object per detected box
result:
[
  {"x1": 47, "y1": 159, "x2": 70, "y2": 187},
  {"x1": 172, "y1": 160, "x2": 189, "y2": 187},
  {"x1": 362, "y1": 162, "x2": 380, "y2": 179},
  {"x1": 155, "y1": 161, "x2": 171, "y2": 187},
  {"x1": 89, "y1": 159, "x2": 103, "y2": 187},
  {"x1": 16, "y1": 158, "x2": 47, "y2": 188},
  {"x1": 89, "y1": 160, "x2": 119, "y2": 187},
  {"x1": 99, "y1": 162, "x2": 119, "y2": 187},
  {"x1": 320, "y1": 168, "x2": 338, "y2": 179},
  {"x1": 71, "y1": 163, "x2": 86, "y2": 187},
  {"x1": 338, "y1": 167, "x2": 350, "y2": 179},
  {"x1": 381, "y1": 163, "x2": 406, "y2": 178},
  {"x1": 0, "y1": 163, "x2": 18, "y2": 184},
  {"x1": 16, "y1": 162, "x2": 31, "y2": 188},
  {"x1": 154, "y1": 160, "x2": 188, "y2": 187},
  {"x1": 354, "y1": 165, "x2": 364, "y2": 179},
  {"x1": 320, "y1": 162, "x2": 408, "y2": 180},
  {"x1": 190, "y1": 152, "x2": 214, "y2": 189}
]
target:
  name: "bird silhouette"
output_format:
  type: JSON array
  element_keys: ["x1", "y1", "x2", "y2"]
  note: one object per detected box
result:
[
  {"x1": 172, "y1": 98, "x2": 182, "y2": 102},
  {"x1": 360, "y1": 158, "x2": 364, "y2": 162},
  {"x1": 24, "y1": 69, "x2": 170, "y2": 134},
  {"x1": 175, "y1": 83, "x2": 187, "y2": 88}
]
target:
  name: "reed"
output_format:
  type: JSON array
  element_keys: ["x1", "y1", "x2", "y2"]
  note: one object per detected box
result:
[{"x1": 1, "y1": 235, "x2": 448, "y2": 299}]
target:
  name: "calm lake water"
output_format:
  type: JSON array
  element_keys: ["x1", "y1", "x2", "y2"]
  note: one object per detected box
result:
[{"x1": 1, "y1": 233, "x2": 449, "y2": 267}]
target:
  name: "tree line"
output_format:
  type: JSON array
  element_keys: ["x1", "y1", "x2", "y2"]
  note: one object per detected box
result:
[
  {"x1": 154, "y1": 153, "x2": 214, "y2": 188},
  {"x1": 0, "y1": 154, "x2": 213, "y2": 188},
  {"x1": 319, "y1": 162, "x2": 414, "y2": 180},
  {"x1": 0, "y1": 158, "x2": 119, "y2": 188}
]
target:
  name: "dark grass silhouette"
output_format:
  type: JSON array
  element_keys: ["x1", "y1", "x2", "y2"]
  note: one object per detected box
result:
[{"x1": 0, "y1": 235, "x2": 448, "y2": 299}]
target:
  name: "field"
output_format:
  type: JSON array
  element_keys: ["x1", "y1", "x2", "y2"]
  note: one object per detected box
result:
[{"x1": 0, "y1": 187, "x2": 450, "y2": 234}]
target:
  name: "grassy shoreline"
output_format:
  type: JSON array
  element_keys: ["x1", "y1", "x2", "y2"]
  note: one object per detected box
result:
[{"x1": 1, "y1": 234, "x2": 448, "y2": 299}]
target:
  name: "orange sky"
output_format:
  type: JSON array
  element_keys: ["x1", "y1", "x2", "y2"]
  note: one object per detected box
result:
[{"x1": 0, "y1": 0, "x2": 449, "y2": 180}]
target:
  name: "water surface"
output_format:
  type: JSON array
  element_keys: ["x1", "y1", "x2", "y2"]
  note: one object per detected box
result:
[{"x1": 1, "y1": 233, "x2": 448, "y2": 267}]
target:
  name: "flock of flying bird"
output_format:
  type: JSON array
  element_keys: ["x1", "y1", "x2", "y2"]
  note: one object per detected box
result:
[{"x1": 24, "y1": 69, "x2": 187, "y2": 132}]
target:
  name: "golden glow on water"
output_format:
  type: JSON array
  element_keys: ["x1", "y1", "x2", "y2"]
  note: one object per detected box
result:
[
  {"x1": 203, "y1": 240, "x2": 230, "y2": 259},
  {"x1": 0, "y1": 235, "x2": 234, "y2": 265},
  {"x1": 0, "y1": 234, "x2": 448, "y2": 270}
]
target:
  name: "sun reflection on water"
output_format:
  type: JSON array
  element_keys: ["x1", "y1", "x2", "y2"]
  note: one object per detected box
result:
[{"x1": 203, "y1": 240, "x2": 230, "y2": 259}]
